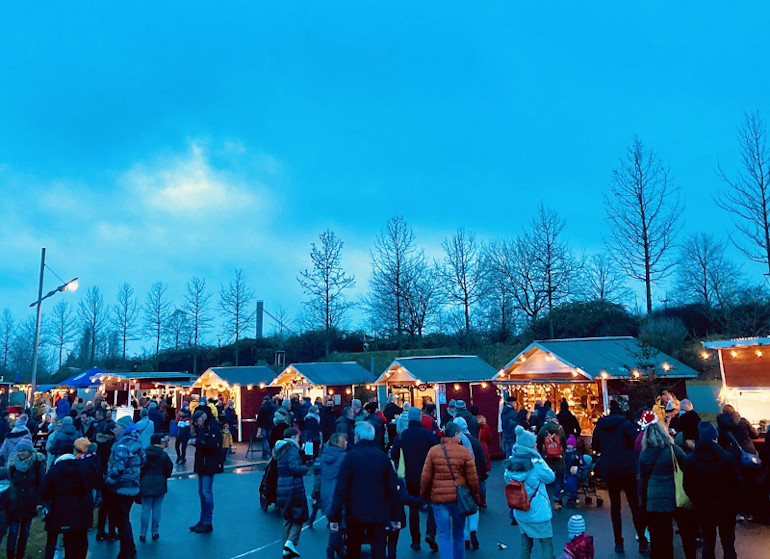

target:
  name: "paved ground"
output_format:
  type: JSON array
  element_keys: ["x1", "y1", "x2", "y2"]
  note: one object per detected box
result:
[{"x1": 81, "y1": 456, "x2": 769, "y2": 559}]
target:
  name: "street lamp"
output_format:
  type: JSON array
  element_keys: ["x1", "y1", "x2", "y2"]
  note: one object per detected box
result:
[{"x1": 28, "y1": 248, "x2": 78, "y2": 398}]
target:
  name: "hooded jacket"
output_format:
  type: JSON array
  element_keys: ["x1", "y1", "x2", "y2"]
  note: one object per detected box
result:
[
  {"x1": 46, "y1": 421, "x2": 79, "y2": 459},
  {"x1": 193, "y1": 410, "x2": 223, "y2": 476},
  {"x1": 500, "y1": 404, "x2": 518, "y2": 441},
  {"x1": 683, "y1": 439, "x2": 742, "y2": 510},
  {"x1": 556, "y1": 401, "x2": 581, "y2": 440},
  {"x1": 504, "y1": 438, "x2": 555, "y2": 534},
  {"x1": 140, "y1": 445, "x2": 174, "y2": 496},
  {"x1": 638, "y1": 442, "x2": 686, "y2": 513},
  {"x1": 105, "y1": 427, "x2": 145, "y2": 496},
  {"x1": 0, "y1": 425, "x2": 33, "y2": 466},
  {"x1": 319, "y1": 442, "x2": 346, "y2": 516},
  {"x1": 274, "y1": 438, "x2": 308, "y2": 521},
  {"x1": 3, "y1": 451, "x2": 46, "y2": 519},
  {"x1": 592, "y1": 413, "x2": 638, "y2": 480},
  {"x1": 134, "y1": 416, "x2": 155, "y2": 451},
  {"x1": 40, "y1": 455, "x2": 94, "y2": 533}
]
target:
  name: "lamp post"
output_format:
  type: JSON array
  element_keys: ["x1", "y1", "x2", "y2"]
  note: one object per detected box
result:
[{"x1": 29, "y1": 248, "x2": 78, "y2": 398}]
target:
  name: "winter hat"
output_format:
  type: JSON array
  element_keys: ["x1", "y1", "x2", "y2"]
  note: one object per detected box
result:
[
  {"x1": 74, "y1": 437, "x2": 91, "y2": 454},
  {"x1": 408, "y1": 406, "x2": 422, "y2": 422},
  {"x1": 567, "y1": 515, "x2": 586, "y2": 539},
  {"x1": 454, "y1": 416, "x2": 469, "y2": 434},
  {"x1": 566, "y1": 435, "x2": 577, "y2": 447},
  {"x1": 448, "y1": 399, "x2": 457, "y2": 408},
  {"x1": 638, "y1": 410, "x2": 658, "y2": 430},
  {"x1": 15, "y1": 414, "x2": 28, "y2": 427},
  {"x1": 514, "y1": 425, "x2": 536, "y2": 448},
  {"x1": 140, "y1": 408, "x2": 149, "y2": 417},
  {"x1": 16, "y1": 441, "x2": 34, "y2": 453},
  {"x1": 192, "y1": 410, "x2": 206, "y2": 423},
  {"x1": 455, "y1": 400, "x2": 467, "y2": 410},
  {"x1": 149, "y1": 402, "x2": 157, "y2": 409},
  {"x1": 308, "y1": 405, "x2": 319, "y2": 414},
  {"x1": 698, "y1": 420, "x2": 718, "y2": 442},
  {"x1": 116, "y1": 416, "x2": 133, "y2": 428},
  {"x1": 62, "y1": 416, "x2": 74, "y2": 426},
  {"x1": 545, "y1": 410, "x2": 556, "y2": 420}
]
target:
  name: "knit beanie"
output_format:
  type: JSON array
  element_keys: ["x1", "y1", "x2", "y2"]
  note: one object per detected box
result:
[
  {"x1": 16, "y1": 441, "x2": 34, "y2": 453},
  {"x1": 140, "y1": 408, "x2": 149, "y2": 417},
  {"x1": 408, "y1": 406, "x2": 422, "y2": 422},
  {"x1": 116, "y1": 416, "x2": 132, "y2": 428},
  {"x1": 455, "y1": 400, "x2": 467, "y2": 410},
  {"x1": 698, "y1": 420, "x2": 718, "y2": 442},
  {"x1": 514, "y1": 425, "x2": 536, "y2": 448},
  {"x1": 566, "y1": 435, "x2": 577, "y2": 447},
  {"x1": 62, "y1": 416, "x2": 74, "y2": 426},
  {"x1": 568, "y1": 515, "x2": 586, "y2": 539},
  {"x1": 545, "y1": 410, "x2": 556, "y2": 420}
]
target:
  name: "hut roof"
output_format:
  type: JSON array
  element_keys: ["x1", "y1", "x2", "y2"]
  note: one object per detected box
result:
[{"x1": 377, "y1": 355, "x2": 497, "y2": 384}]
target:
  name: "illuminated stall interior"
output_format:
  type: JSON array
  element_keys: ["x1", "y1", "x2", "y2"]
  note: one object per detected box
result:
[
  {"x1": 95, "y1": 371, "x2": 196, "y2": 421},
  {"x1": 194, "y1": 366, "x2": 279, "y2": 441},
  {"x1": 497, "y1": 337, "x2": 698, "y2": 434},
  {"x1": 703, "y1": 338, "x2": 770, "y2": 428},
  {"x1": 271, "y1": 362, "x2": 375, "y2": 406}
]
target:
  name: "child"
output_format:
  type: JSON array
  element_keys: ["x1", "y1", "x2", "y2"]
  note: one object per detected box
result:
[
  {"x1": 558, "y1": 515, "x2": 594, "y2": 559},
  {"x1": 139, "y1": 434, "x2": 173, "y2": 542},
  {"x1": 221, "y1": 422, "x2": 234, "y2": 462},
  {"x1": 563, "y1": 435, "x2": 581, "y2": 508}
]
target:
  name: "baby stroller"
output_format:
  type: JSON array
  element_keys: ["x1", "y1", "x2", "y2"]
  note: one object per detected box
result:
[
  {"x1": 575, "y1": 454, "x2": 603, "y2": 507},
  {"x1": 259, "y1": 456, "x2": 279, "y2": 511}
]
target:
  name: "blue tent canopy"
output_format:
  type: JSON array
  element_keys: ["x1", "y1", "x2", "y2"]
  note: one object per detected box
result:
[{"x1": 57, "y1": 367, "x2": 107, "y2": 389}]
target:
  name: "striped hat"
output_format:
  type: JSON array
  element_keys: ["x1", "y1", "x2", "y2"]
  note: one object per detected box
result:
[{"x1": 568, "y1": 515, "x2": 586, "y2": 539}]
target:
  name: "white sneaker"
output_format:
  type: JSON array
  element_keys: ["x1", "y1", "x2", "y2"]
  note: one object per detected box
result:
[{"x1": 284, "y1": 541, "x2": 300, "y2": 558}]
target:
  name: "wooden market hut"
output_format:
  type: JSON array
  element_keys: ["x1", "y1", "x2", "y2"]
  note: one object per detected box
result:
[
  {"x1": 194, "y1": 366, "x2": 280, "y2": 441},
  {"x1": 374, "y1": 355, "x2": 501, "y2": 455},
  {"x1": 496, "y1": 336, "x2": 699, "y2": 435},
  {"x1": 703, "y1": 337, "x2": 770, "y2": 427},
  {"x1": 94, "y1": 371, "x2": 196, "y2": 422},
  {"x1": 271, "y1": 362, "x2": 376, "y2": 407}
]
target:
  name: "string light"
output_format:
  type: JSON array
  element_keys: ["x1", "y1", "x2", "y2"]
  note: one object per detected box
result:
[
  {"x1": 756, "y1": 349, "x2": 764, "y2": 357},
  {"x1": 731, "y1": 351, "x2": 738, "y2": 358},
  {"x1": 481, "y1": 382, "x2": 488, "y2": 389},
  {"x1": 453, "y1": 384, "x2": 461, "y2": 391}
]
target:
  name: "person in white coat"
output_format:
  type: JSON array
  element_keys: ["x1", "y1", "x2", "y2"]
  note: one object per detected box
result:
[{"x1": 504, "y1": 425, "x2": 556, "y2": 559}]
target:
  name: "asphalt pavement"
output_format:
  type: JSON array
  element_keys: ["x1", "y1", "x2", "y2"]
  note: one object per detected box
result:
[{"x1": 83, "y1": 459, "x2": 769, "y2": 559}]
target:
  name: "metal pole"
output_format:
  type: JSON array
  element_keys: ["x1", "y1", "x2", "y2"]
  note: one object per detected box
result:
[{"x1": 30, "y1": 248, "x2": 46, "y2": 401}]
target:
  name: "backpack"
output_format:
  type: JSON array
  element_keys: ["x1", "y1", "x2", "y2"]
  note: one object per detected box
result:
[
  {"x1": 544, "y1": 433, "x2": 563, "y2": 459},
  {"x1": 505, "y1": 480, "x2": 540, "y2": 511}
]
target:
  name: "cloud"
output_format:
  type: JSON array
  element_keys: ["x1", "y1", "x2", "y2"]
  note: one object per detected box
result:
[{"x1": 124, "y1": 142, "x2": 264, "y2": 217}]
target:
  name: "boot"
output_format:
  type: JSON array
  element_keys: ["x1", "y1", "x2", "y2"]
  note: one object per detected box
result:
[{"x1": 470, "y1": 531, "x2": 479, "y2": 550}]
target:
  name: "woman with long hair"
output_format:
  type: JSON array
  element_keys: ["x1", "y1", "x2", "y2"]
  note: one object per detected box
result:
[{"x1": 638, "y1": 422, "x2": 697, "y2": 559}]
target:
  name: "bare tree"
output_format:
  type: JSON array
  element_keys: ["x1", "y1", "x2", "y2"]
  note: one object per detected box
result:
[
  {"x1": 486, "y1": 237, "x2": 549, "y2": 323},
  {"x1": 78, "y1": 286, "x2": 107, "y2": 366},
  {"x1": 0, "y1": 309, "x2": 13, "y2": 373},
  {"x1": 11, "y1": 317, "x2": 39, "y2": 380},
  {"x1": 478, "y1": 255, "x2": 517, "y2": 341},
  {"x1": 529, "y1": 204, "x2": 575, "y2": 337},
  {"x1": 604, "y1": 136, "x2": 682, "y2": 314},
  {"x1": 144, "y1": 281, "x2": 171, "y2": 368},
  {"x1": 438, "y1": 228, "x2": 485, "y2": 334},
  {"x1": 366, "y1": 216, "x2": 418, "y2": 349},
  {"x1": 402, "y1": 256, "x2": 443, "y2": 344},
  {"x1": 297, "y1": 229, "x2": 356, "y2": 355},
  {"x1": 110, "y1": 282, "x2": 139, "y2": 362},
  {"x1": 183, "y1": 276, "x2": 212, "y2": 375},
  {"x1": 674, "y1": 233, "x2": 743, "y2": 309},
  {"x1": 717, "y1": 112, "x2": 770, "y2": 276},
  {"x1": 164, "y1": 308, "x2": 190, "y2": 350},
  {"x1": 46, "y1": 300, "x2": 78, "y2": 372},
  {"x1": 219, "y1": 269, "x2": 255, "y2": 366},
  {"x1": 582, "y1": 253, "x2": 631, "y2": 304},
  {"x1": 273, "y1": 305, "x2": 292, "y2": 339}
]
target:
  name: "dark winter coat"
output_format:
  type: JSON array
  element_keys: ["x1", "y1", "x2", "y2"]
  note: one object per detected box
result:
[
  {"x1": 319, "y1": 406, "x2": 337, "y2": 442},
  {"x1": 683, "y1": 439, "x2": 742, "y2": 511},
  {"x1": 335, "y1": 416, "x2": 356, "y2": 450},
  {"x1": 140, "y1": 445, "x2": 174, "y2": 497},
  {"x1": 4, "y1": 451, "x2": 46, "y2": 520},
  {"x1": 717, "y1": 408, "x2": 759, "y2": 455},
  {"x1": 466, "y1": 433, "x2": 488, "y2": 482},
  {"x1": 275, "y1": 439, "x2": 308, "y2": 522},
  {"x1": 391, "y1": 420, "x2": 439, "y2": 489},
  {"x1": 592, "y1": 412, "x2": 638, "y2": 480},
  {"x1": 365, "y1": 413, "x2": 385, "y2": 448},
  {"x1": 148, "y1": 408, "x2": 164, "y2": 433},
  {"x1": 383, "y1": 402, "x2": 402, "y2": 423},
  {"x1": 55, "y1": 398, "x2": 71, "y2": 419},
  {"x1": 677, "y1": 410, "x2": 701, "y2": 442},
  {"x1": 77, "y1": 453, "x2": 104, "y2": 492},
  {"x1": 556, "y1": 405, "x2": 581, "y2": 440},
  {"x1": 500, "y1": 404, "x2": 518, "y2": 440},
  {"x1": 105, "y1": 428, "x2": 145, "y2": 496},
  {"x1": 303, "y1": 413, "x2": 321, "y2": 443},
  {"x1": 270, "y1": 419, "x2": 290, "y2": 450},
  {"x1": 40, "y1": 456, "x2": 94, "y2": 533},
  {"x1": 328, "y1": 440, "x2": 400, "y2": 525},
  {"x1": 638, "y1": 443, "x2": 686, "y2": 513},
  {"x1": 319, "y1": 442, "x2": 347, "y2": 516},
  {"x1": 47, "y1": 424, "x2": 78, "y2": 458},
  {"x1": 193, "y1": 414, "x2": 223, "y2": 476},
  {"x1": 515, "y1": 409, "x2": 530, "y2": 431},
  {"x1": 256, "y1": 400, "x2": 276, "y2": 430}
]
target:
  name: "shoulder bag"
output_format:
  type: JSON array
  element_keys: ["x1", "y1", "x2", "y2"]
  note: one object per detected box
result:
[
  {"x1": 670, "y1": 446, "x2": 693, "y2": 509},
  {"x1": 440, "y1": 444, "x2": 478, "y2": 516},
  {"x1": 727, "y1": 431, "x2": 762, "y2": 469}
]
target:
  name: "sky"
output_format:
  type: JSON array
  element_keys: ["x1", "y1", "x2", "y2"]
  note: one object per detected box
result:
[{"x1": 2, "y1": 2, "x2": 770, "y2": 350}]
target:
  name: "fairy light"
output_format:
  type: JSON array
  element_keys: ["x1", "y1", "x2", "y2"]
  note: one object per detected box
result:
[
  {"x1": 453, "y1": 384, "x2": 461, "y2": 391},
  {"x1": 701, "y1": 351, "x2": 710, "y2": 360},
  {"x1": 756, "y1": 349, "x2": 764, "y2": 357},
  {"x1": 731, "y1": 350, "x2": 738, "y2": 358}
]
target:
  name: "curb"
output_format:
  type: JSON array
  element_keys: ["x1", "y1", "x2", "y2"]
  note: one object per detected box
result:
[{"x1": 170, "y1": 459, "x2": 268, "y2": 479}]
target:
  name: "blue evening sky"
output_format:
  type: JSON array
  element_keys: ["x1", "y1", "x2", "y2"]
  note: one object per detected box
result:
[{"x1": 2, "y1": 2, "x2": 769, "y2": 343}]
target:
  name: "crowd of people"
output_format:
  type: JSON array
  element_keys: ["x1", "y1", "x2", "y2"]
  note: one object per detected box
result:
[{"x1": 257, "y1": 389, "x2": 768, "y2": 559}]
